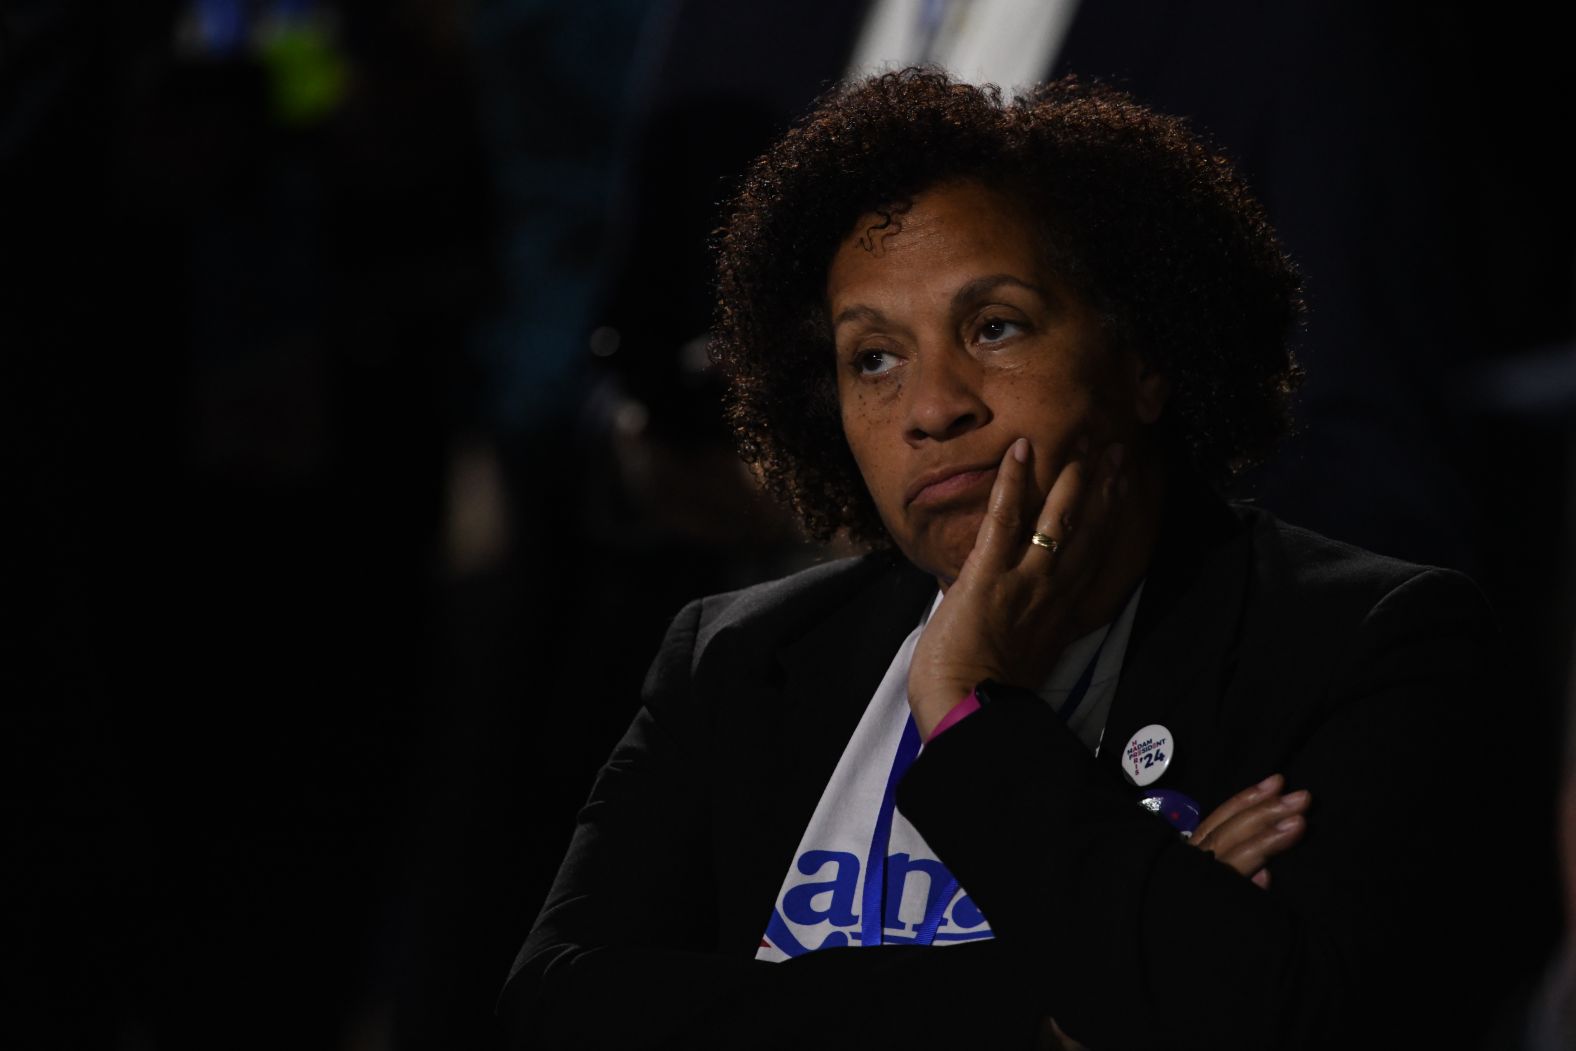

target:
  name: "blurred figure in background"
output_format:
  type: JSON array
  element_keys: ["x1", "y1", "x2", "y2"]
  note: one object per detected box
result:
[{"x1": 7, "y1": 1, "x2": 495, "y2": 1045}]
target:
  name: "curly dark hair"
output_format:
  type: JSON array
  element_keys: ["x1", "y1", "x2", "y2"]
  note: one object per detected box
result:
[{"x1": 710, "y1": 68, "x2": 1304, "y2": 544}]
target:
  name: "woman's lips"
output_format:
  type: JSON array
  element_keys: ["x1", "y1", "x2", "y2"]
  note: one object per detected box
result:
[{"x1": 908, "y1": 466, "x2": 997, "y2": 509}]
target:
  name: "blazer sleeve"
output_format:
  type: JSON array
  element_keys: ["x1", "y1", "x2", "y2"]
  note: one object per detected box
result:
[
  {"x1": 895, "y1": 566, "x2": 1505, "y2": 1050},
  {"x1": 500, "y1": 599, "x2": 1050, "y2": 1050}
]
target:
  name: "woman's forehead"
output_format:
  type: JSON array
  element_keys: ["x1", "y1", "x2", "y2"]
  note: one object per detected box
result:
[{"x1": 826, "y1": 182, "x2": 1059, "y2": 309}]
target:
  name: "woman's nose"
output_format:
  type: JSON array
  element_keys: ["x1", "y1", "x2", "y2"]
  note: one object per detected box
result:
[{"x1": 904, "y1": 350, "x2": 990, "y2": 443}]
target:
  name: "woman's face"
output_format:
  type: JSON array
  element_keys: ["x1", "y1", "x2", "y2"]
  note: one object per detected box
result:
[{"x1": 828, "y1": 180, "x2": 1164, "y2": 584}]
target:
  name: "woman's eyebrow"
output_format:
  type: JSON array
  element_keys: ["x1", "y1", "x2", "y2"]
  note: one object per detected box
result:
[
  {"x1": 951, "y1": 273, "x2": 1048, "y2": 310},
  {"x1": 833, "y1": 274, "x2": 1046, "y2": 331},
  {"x1": 831, "y1": 303, "x2": 888, "y2": 330}
]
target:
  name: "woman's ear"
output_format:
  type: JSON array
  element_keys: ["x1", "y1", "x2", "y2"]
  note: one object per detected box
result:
[{"x1": 1131, "y1": 357, "x2": 1170, "y2": 425}]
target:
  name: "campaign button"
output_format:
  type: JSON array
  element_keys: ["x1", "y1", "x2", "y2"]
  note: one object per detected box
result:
[
  {"x1": 1138, "y1": 788, "x2": 1201, "y2": 836},
  {"x1": 1121, "y1": 723, "x2": 1173, "y2": 787}
]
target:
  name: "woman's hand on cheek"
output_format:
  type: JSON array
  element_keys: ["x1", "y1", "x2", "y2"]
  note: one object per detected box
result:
[{"x1": 907, "y1": 435, "x2": 1127, "y2": 737}]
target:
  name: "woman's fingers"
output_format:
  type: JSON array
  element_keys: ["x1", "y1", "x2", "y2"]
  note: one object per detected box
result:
[
  {"x1": 969, "y1": 437, "x2": 1036, "y2": 575},
  {"x1": 969, "y1": 433, "x2": 1126, "y2": 581},
  {"x1": 1020, "y1": 436, "x2": 1088, "y2": 572},
  {"x1": 1191, "y1": 774, "x2": 1283, "y2": 844},
  {"x1": 1021, "y1": 437, "x2": 1123, "y2": 576},
  {"x1": 1190, "y1": 780, "x2": 1311, "y2": 882},
  {"x1": 1212, "y1": 808, "x2": 1307, "y2": 879}
]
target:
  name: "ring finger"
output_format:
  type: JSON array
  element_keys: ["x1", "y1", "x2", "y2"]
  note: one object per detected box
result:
[{"x1": 1021, "y1": 438, "x2": 1110, "y2": 573}]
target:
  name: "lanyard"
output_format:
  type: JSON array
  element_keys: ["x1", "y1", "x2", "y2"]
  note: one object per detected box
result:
[
  {"x1": 859, "y1": 716, "x2": 932, "y2": 947},
  {"x1": 1056, "y1": 621, "x2": 1114, "y2": 726},
  {"x1": 860, "y1": 630, "x2": 1112, "y2": 947}
]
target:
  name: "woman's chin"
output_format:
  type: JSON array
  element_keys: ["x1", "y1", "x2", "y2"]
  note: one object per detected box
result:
[{"x1": 902, "y1": 514, "x2": 985, "y2": 588}]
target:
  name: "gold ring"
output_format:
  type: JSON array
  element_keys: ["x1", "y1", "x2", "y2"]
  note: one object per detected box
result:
[{"x1": 1029, "y1": 532, "x2": 1061, "y2": 554}]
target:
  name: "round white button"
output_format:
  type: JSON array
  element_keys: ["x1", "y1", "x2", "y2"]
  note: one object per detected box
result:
[{"x1": 1121, "y1": 723, "x2": 1174, "y2": 786}]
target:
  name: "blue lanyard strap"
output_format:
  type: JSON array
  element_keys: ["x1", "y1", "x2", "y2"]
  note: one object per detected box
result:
[
  {"x1": 1057, "y1": 624, "x2": 1112, "y2": 726},
  {"x1": 860, "y1": 716, "x2": 923, "y2": 948}
]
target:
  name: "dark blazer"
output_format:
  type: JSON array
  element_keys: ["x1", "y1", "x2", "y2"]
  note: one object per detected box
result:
[{"x1": 501, "y1": 482, "x2": 1515, "y2": 1049}]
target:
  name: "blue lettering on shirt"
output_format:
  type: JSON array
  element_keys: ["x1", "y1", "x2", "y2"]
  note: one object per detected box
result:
[
  {"x1": 764, "y1": 847, "x2": 992, "y2": 958},
  {"x1": 883, "y1": 852, "x2": 951, "y2": 931},
  {"x1": 781, "y1": 849, "x2": 860, "y2": 928}
]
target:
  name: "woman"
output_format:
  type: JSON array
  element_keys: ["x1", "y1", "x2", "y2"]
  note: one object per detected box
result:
[{"x1": 502, "y1": 71, "x2": 1503, "y2": 1048}]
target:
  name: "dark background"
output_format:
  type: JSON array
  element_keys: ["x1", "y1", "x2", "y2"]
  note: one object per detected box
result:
[{"x1": 5, "y1": 1, "x2": 1573, "y2": 1047}]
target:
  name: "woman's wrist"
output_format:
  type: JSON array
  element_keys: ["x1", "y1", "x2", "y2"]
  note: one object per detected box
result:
[
  {"x1": 909, "y1": 676, "x2": 980, "y2": 739},
  {"x1": 925, "y1": 688, "x2": 983, "y2": 742}
]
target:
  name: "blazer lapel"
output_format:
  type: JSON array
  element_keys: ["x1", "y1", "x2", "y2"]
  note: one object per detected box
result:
[
  {"x1": 1101, "y1": 479, "x2": 1253, "y2": 807},
  {"x1": 716, "y1": 554, "x2": 936, "y2": 952},
  {"x1": 772, "y1": 557, "x2": 936, "y2": 825}
]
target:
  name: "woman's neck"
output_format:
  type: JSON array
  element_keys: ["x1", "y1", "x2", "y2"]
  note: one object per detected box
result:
[{"x1": 1066, "y1": 459, "x2": 1165, "y2": 638}]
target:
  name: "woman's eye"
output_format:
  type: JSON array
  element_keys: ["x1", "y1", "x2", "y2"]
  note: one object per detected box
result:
[
  {"x1": 854, "y1": 349, "x2": 899, "y2": 376},
  {"x1": 976, "y1": 316, "x2": 1024, "y2": 344}
]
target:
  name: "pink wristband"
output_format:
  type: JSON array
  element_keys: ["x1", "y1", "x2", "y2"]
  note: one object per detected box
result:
[{"x1": 925, "y1": 689, "x2": 982, "y2": 742}]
